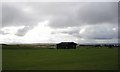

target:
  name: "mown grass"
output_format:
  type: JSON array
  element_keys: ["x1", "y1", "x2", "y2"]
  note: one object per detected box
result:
[{"x1": 2, "y1": 46, "x2": 118, "y2": 70}]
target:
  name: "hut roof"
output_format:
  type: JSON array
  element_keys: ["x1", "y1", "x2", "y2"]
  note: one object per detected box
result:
[{"x1": 57, "y1": 42, "x2": 77, "y2": 45}]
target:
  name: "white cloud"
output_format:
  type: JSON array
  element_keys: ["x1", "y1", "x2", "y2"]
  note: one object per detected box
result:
[
  {"x1": 0, "y1": 26, "x2": 25, "y2": 35},
  {"x1": 0, "y1": 20, "x2": 78, "y2": 43},
  {"x1": 21, "y1": 20, "x2": 52, "y2": 43},
  {"x1": 0, "y1": 23, "x2": 118, "y2": 44}
]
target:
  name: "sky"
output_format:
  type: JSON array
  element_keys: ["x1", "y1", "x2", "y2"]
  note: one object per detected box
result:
[{"x1": 0, "y1": 2, "x2": 119, "y2": 44}]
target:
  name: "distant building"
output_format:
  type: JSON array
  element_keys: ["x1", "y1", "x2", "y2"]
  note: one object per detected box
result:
[{"x1": 56, "y1": 42, "x2": 77, "y2": 49}]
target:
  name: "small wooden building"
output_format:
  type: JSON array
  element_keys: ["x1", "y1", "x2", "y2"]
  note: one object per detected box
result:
[{"x1": 56, "y1": 42, "x2": 77, "y2": 49}]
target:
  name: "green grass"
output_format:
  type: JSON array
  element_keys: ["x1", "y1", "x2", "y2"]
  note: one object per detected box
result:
[{"x1": 2, "y1": 46, "x2": 118, "y2": 70}]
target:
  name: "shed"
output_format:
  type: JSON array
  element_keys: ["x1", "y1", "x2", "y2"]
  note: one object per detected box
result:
[{"x1": 56, "y1": 42, "x2": 77, "y2": 49}]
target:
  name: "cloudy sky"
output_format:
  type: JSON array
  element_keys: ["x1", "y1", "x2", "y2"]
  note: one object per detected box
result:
[{"x1": 0, "y1": 2, "x2": 119, "y2": 44}]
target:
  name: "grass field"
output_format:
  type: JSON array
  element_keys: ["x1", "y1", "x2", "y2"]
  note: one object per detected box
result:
[{"x1": 2, "y1": 45, "x2": 118, "y2": 70}]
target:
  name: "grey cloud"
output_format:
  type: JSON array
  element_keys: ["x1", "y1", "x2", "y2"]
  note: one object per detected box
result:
[
  {"x1": 2, "y1": 3, "x2": 39, "y2": 27},
  {"x1": 79, "y1": 24, "x2": 118, "y2": 39},
  {"x1": 15, "y1": 26, "x2": 31, "y2": 36},
  {"x1": 29, "y1": 3, "x2": 80, "y2": 28},
  {"x1": 2, "y1": 2, "x2": 81, "y2": 28},
  {"x1": 118, "y1": 24, "x2": 120, "y2": 38},
  {"x1": 0, "y1": 3, "x2": 2, "y2": 29},
  {"x1": 48, "y1": 2, "x2": 118, "y2": 28},
  {"x1": 0, "y1": 25, "x2": 31, "y2": 36},
  {"x1": 77, "y1": 2, "x2": 118, "y2": 24},
  {"x1": 49, "y1": 15, "x2": 76, "y2": 28},
  {"x1": 0, "y1": 30, "x2": 9, "y2": 35},
  {"x1": 60, "y1": 29, "x2": 80, "y2": 37},
  {"x1": 58, "y1": 24, "x2": 118, "y2": 40},
  {"x1": 2, "y1": 2, "x2": 118, "y2": 43},
  {"x1": 2, "y1": 2, "x2": 118, "y2": 28}
]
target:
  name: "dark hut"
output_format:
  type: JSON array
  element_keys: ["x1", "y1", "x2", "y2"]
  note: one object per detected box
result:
[{"x1": 56, "y1": 42, "x2": 77, "y2": 49}]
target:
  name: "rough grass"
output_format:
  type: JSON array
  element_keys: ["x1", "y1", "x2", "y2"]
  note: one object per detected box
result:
[{"x1": 2, "y1": 46, "x2": 118, "y2": 70}]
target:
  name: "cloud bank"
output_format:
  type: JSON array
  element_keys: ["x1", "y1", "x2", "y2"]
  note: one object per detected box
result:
[{"x1": 1, "y1": 2, "x2": 118, "y2": 44}]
